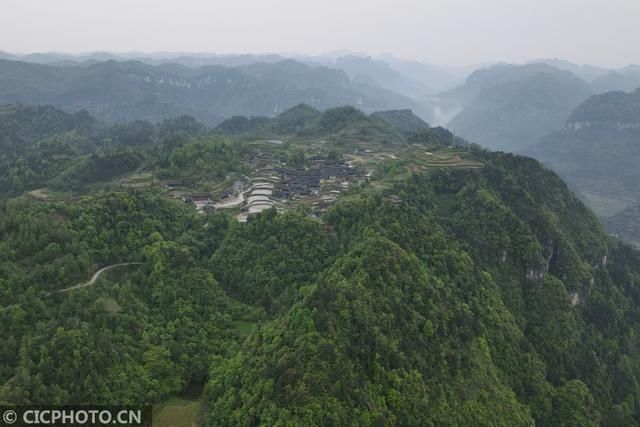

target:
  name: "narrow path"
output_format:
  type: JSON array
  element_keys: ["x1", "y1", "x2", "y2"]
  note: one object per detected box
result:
[
  {"x1": 58, "y1": 262, "x2": 142, "y2": 293},
  {"x1": 1, "y1": 262, "x2": 141, "y2": 312}
]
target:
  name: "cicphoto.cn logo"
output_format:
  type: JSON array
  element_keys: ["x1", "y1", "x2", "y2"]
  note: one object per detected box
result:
[{"x1": 0, "y1": 406, "x2": 151, "y2": 426}]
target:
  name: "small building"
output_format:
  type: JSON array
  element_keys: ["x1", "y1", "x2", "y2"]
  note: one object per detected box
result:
[
  {"x1": 163, "y1": 180, "x2": 184, "y2": 190},
  {"x1": 185, "y1": 193, "x2": 214, "y2": 213}
]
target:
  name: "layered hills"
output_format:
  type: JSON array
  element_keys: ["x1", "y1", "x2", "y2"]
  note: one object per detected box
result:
[
  {"x1": 0, "y1": 58, "x2": 422, "y2": 125},
  {"x1": 1, "y1": 104, "x2": 640, "y2": 425},
  {"x1": 434, "y1": 63, "x2": 594, "y2": 151},
  {"x1": 525, "y1": 89, "x2": 640, "y2": 245}
]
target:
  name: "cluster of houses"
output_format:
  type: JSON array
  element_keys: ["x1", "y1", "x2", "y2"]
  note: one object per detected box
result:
[
  {"x1": 273, "y1": 157, "x2": 357, "y2": 199},
  {"x1": 172, "y1": 146, "x2": 363, "y2": 219}
]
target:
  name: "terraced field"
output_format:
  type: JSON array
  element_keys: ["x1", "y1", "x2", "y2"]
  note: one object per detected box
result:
[
  {"x1": 410, "y1": 149, "x2": 484, "y2": 170},
  {"x1": 119, "y1": 172, "x2": 155, "y2": 189}
]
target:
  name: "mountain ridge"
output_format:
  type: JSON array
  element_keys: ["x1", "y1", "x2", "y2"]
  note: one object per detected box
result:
[{"x1": 0, "y1": 58, "x2": 424, "y2": 125}]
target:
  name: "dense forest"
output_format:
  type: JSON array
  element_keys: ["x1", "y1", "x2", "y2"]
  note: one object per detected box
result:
[{"x1": 2, "y1": 103, "x2": 640, "y2": 426}]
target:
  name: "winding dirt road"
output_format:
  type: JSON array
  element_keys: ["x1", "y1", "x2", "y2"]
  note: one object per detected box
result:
[
  {"x1": 1, "y1": 262, "x2": 141, "y2": 312},
  {"x1": 57, "y1": 262, "x2": 141, "y2": 293}
]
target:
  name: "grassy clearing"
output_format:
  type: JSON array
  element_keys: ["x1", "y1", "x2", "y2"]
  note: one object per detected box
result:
[
  {"x1": 27, "y1": 188, "x2": 76, "y2": 201},
  {"x1": 153, "y1": 398, "x2": 203, "y2": 427}
]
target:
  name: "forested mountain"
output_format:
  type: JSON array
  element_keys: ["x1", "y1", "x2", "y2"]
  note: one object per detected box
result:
[
  {"x1": 0, "y1": 102, "x2": 412, "y2": 195},
  {"x1": 207, "y1": 153, "x2": 634, "y2": 425},
  {"x1": 1, "y1": 103, "x2": 640, "y2": 425},
  {"x1": 0, "y1": 58, "x2": 423, "y2": 125},
  {"x1": 215, "y1": 104, "x2": 409, "y2": 142},
  {"x1": 436, "y1": 63, "x2": 593, "y2": 151},
  {"x1": 525, "y1": 89, "x2": 640, "y2": 245},
  {"x1": 0, "y1": 104, "x2": 208, "y2": 194}
]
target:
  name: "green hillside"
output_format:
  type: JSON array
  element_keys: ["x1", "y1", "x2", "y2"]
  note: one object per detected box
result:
[{"x1": 1, "y1": 104, "x2": 640, "y2": 425}]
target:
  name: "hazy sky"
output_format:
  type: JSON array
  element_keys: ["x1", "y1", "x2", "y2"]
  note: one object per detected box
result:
[{"x1": 1, "y1": 0, "x2": 638, "y2": 67}]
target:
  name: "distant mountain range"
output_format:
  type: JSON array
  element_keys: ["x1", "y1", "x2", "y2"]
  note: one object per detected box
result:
[
  {"x1": 0, "y1": 51, "x2": 288, "y2": 68},
  {"x1": 432, "y1": 63, "x2": 594, "y2": 151},
  {"x1": 526, "y1": 88, "x2": 640, "y2": 195},
  {"x1": 526, "y1": 58, "x2": 610, "y2": 82},
  {"x1": 527, "y1": 89, "x2": 640, "y2": 196},
  {"x1": 0, "y1": 58, "x2": 426, "y2": 125},
  {"x1": 425, "y1": 61, "x2": 640, "y2": 151},
  {"x1": 525, "y1": 88, "x2": 640, "y2": 245},
  {"x1": 2, "y1": 51, "x2": 640, "y2": 154},
  {"x1": 316, "y1": 55, "x2": 460, "y2": 98}
]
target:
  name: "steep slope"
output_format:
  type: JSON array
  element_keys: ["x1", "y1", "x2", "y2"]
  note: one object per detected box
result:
[
  {"x1": 208, "y1": 234, "x2": 534, "y2": 425},
  {"x1": 206, "y1": 152, "x2": 640, "y2": 425},
  {"x1": 442, "y1": 63, "x2": 593, "y2": 151}
]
